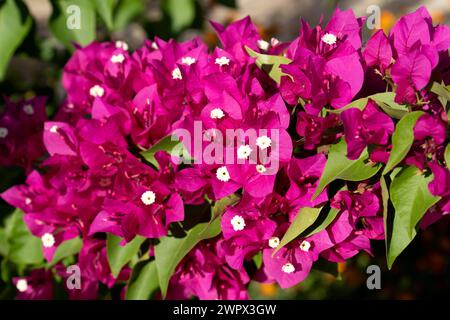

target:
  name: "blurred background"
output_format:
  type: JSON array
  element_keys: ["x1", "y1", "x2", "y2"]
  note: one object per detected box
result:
[{"x1": 0, "y1": 0, "x2": 449, "y2": 299}]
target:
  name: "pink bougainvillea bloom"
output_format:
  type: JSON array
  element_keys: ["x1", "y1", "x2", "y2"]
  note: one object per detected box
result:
[
  {"x1": 363, "y1": 29, "x2": 392, "y2": 72},
  {"x1": 405, "y1": 114, "x2": 446, "y2": 169},
  {"x1": 341, "y1": 100, "x2": 394, "y2": 159},
  {"x1": 391, "y1": 47, "x2": 433, "y2": 104},
  {"x1": 0, "y1": 96, "x2": 47, "y2": 171},
  {"x1": 13, "y1": 269, "x2": 54, "y2": 300},
  {"x1": 295, "y1": 111, "x2": 339, "y2": 150},
  {"x1": 168, "y1": 240, "x2": 249, "y2": 300},
  {"x1": 285, "y1": 154, "x2": 328, "y2": 210},
  {"x1": 262, "y1": 229, "x2": 335, "y2": 288},
  {"x1": 57, "y1": 238, "x2": 130, "y2": 299}
]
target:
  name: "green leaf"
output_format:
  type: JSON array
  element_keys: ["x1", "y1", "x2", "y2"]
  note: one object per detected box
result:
[
  {"x1": 155, "y1": 195, "x2": 238, "y2": 298},
  {"x1": 49, "y1": 0, "x2": 96, "y2": 50},
  {"x1": 94, "y1": 0, "x2": 116, "y2": 30},
  {"x1": 313, "y1": 139, "x2": 381, "y2": 199},
  {"x1": 445, "y1": 144, "x2": 450, "y2": 171},
  {"x1": 49, "y1": 237, "x2": 82, "y2": 267},
  {"x1": 380, "y1": 176, "x2": 390, "y2": 254},
  {"x1": 326, "y1": 97, "x2": 368, "y2": 114},
  {"x1": 163, "y1": 0, "x2": 195, "y2": 32},
  {"x1": 126, "y1": 260, "x2": 159, "y2": 300},
  {"x1": 245, "y1": 46, "x2": 292, "y2": 83},
  {"x1": 0, "y1": 229, "x2": 9, "y2": 257},
  {"x1": 370, "y1": 92, "x2": 408, "y2": 119},
  {"x1": 430, "y1": 81, "x2": 450, "y2": 108},
  {"x1": 1, "y1": 259, "x2": 15, "y2": 282},
  {"x1": 273, "y1": 207, "x2": 322, "y2": 256},
  {"x1": 387, "y1": 166, "x2": 440, "y2": 269},
  {"x1": 383, "y1": 111, "x2": 424, "y2": 175},
  {"x1": 140, "y1": 135, "x2": 190, "y2": 169},
  {"x1": 326, "y1": 93, "x2": 408, "y2": 118},
  {"x1": 302, "y1": 207, "x2": 340, "y2": 238},
  {"x1": 107, "y1": 234, "x2": 145, "y2": 278},
  {"x1": 6, "y1": 210, "x2": 44, "y2": 265},
  {"x1": 0, "y1": 0, "x2": 32, "y2": 80},
  {"x1": 113, "y1": 0, "x2": 144, "y2": 31},
  {"x1": 252, "y1": 251, "x2": 263, "y2": 269}
]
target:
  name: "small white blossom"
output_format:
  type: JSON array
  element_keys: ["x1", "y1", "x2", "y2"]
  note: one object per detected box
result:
[
  {"x1": 270, "y1": 37, "x2": 280, "y2": 47},
  {"x1": 0, "y1": 127, "x2": 8, "y2": 139},
  {"x1": 16, "y1": 279, "x2": 28, "y2": 292},
  {"x1": 216, "y1": 166, "x2": 230, "y2": 182},
  {"x1": 49, "y1": 125, "x2": 58, "y2": 133},
  {"x1": 115, "y1": 40, "x2": 129, "y2": 51},
  {"x1": 141, "y1": 191, "x2": 156, "y2": 205},
  {"x1": 321, "y1": 33, "x2": 337, "y2": 45},
  {"x1": 23, "y1": 104, "x2": 34, "y2": 115},
  {"x1": 268, "y1": 237, "x2": 280, "y2": 248},
  {"x1": 237, "y1": 145, "x2": 253, "y2": 159},
  {"x1": 181, "y1": 56, "x2": 196, "y2": 66},
  {"x1": 210, "y1": 108, "x2": 225, "y2": 119},
  {"x1": 215, "y1": 56, "x2": 230, "y2": 67},
  {"x1": 89, "y1": 85, "x2": 104, "y2": 98},
  {"x1": 256, "y1": 135, "x2": 272, "y2": 150},
  {"x1": 282, "y1": 263, "x2": 295, "y2": 274},
  {"x1": 300, "y1": 240, "x2": 311, "y2": 252},
  {"x1": 257, "y1": 39, "x2": 270, "y2": 51},
  {"x1": 172, "y1": 67, "x2": 182, "y2": 80},
  {"x1": 111, "y1": 53, "x2": 125, "y2": 64},
  {"x1": 41, "y1": 233, "x2": 55, "y2": 248},
  {"x1": 256, "y1": 165, "x2": 267, "y2": 174},
  {"x1": 230, "y1": 215, "x2": 246, "y2": 231}
]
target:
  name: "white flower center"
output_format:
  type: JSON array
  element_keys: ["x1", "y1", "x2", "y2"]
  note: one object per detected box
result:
[
  {"x1": 49, "y1": 125, "x2": 58, "y2": 133},
  {"x1": 237, "y1": 145, "x2": 253, "y2": 159},
  {"x1": 25, "y1": 197, "x2": 32, "y2": 205},
  {"x1": 256, "y1": 164, "x2": 267, "y2": 174},
  {"x1": 257, "y1": 40, "x2": 270, "y2": 51},
  {"x1": 230, "y1": 215, "x2": 246, "y2": 231},
  {"x1": 270, "y1": 37, "x2": 280, "y2": 47},
  {"x1": 151, "y1": 42, "x2": 158, "y2": 50},
  {"x1": 268, "y1": 237, "x2": 280, "y2": 248},
  {"x1": 300, "y1": 240, "x2": 311, "y2": 252},
  {"x1": 16, "y1": 279, "x2": 28, "y2": 292},
  {"x1": 210, "y1": 108, "x2": 225, "y2": 119},
  {"x1": 256, "y1": 135, "x2": 271, "y2": 150},
  {"x1": 172, "y1": 67, "x2": 182, "y2": 80},
  {"x1": 0, "y1": 127, "x2": 8, "y2": 138},
  {"x1": 141, "y1": 190, "x2": 156, "y2": 205},
  {"x1": 89, "y1": 85, "x2": 104, "y2": 98},
  {"x1": 181, "y1": 56, "x2": 196, "y2": 66},
  {"x1": 215, "y1": 56, "x2": 230, "y2": 67},
  {"x1": 321, "y1": 33, "x2": 337, "y2": 45},
  {"x1": 282, "y1": 262, "x2": 295, "y2": 274},
  {"x1": 41, "y1": 233, "x2": 55, "y2": 248},
  {"x1": 216, "y1": 166, "x2": 230, "y2": 182},
  {"x1": 23, "y1": 104, "x2": 34, "y2": 115},
  {"x1": 115, "y1": 40, "x2": 128, "y2": 51},
  {"x1": 111, "y1": 53, "x2": 125, "y2": 64}
]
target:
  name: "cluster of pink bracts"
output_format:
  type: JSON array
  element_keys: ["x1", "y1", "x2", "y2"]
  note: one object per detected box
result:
[{"x1": 0, "y1": 6, "x2": 449, "y2": 300}]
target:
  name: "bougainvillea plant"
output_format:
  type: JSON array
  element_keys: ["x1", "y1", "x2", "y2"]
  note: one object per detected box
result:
[{"x1": 0, "y1": 6, "x2": 449, "y2": 300}]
